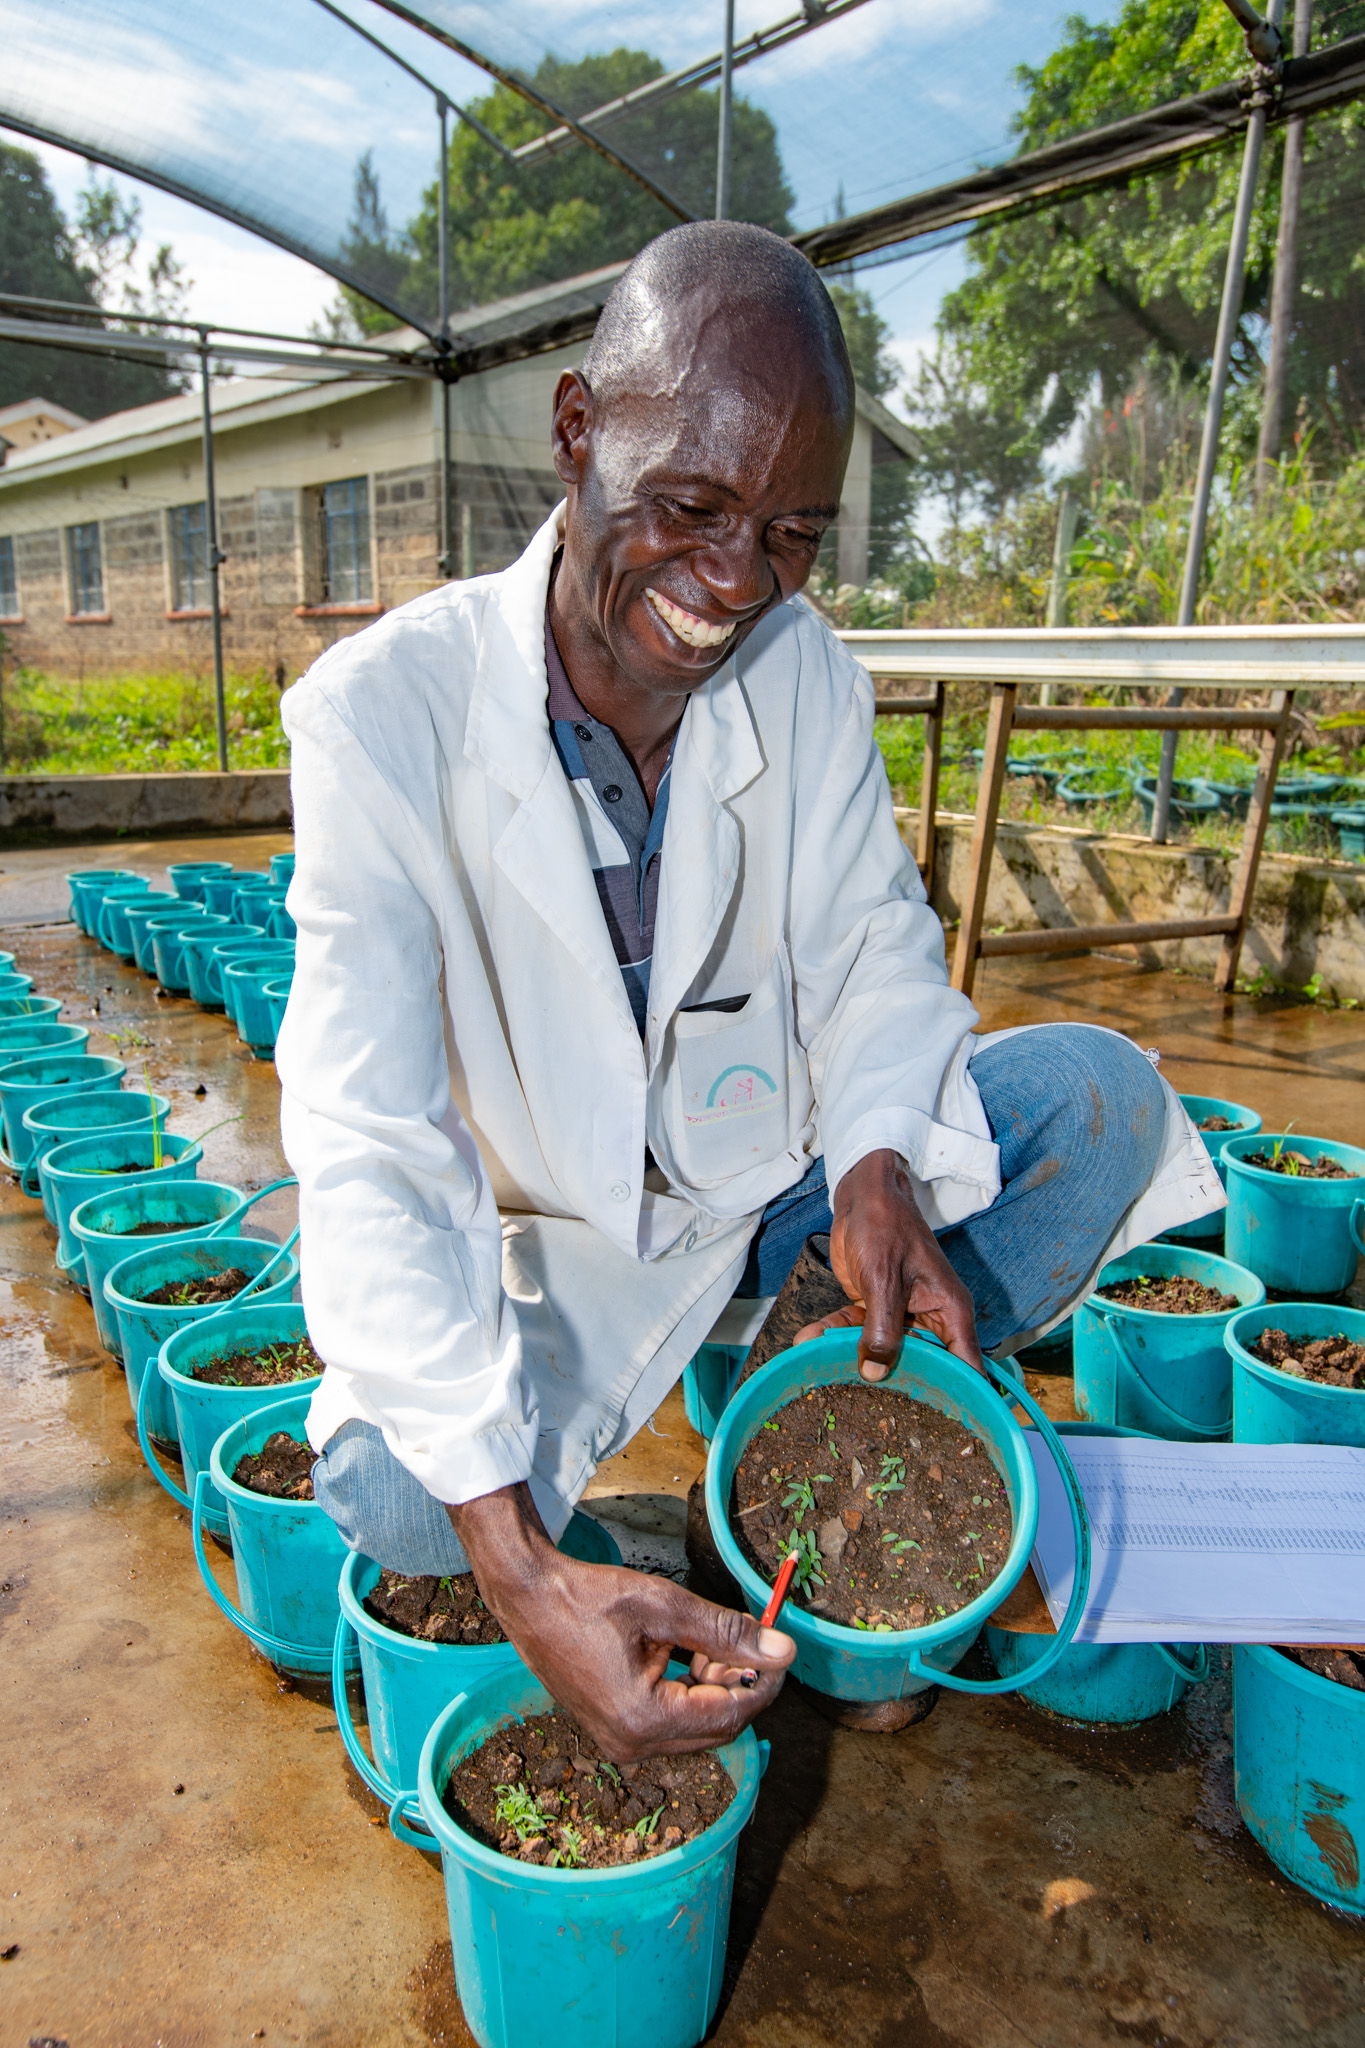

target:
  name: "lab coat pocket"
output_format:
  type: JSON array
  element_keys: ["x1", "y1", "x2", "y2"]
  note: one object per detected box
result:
[{"x1": 672, "y1": 956, "x2": 793, "y2": 1186}]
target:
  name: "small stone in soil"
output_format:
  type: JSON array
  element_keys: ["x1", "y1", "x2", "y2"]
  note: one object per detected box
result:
[
  {"x1": 232, "y1": 1432, "x2": 314, "y2": 1500},
  {"x1": 1098, "y1": 1273, "x2": 1239, "y2": 1315},
  {"x1": 1279, "y1": 1645, "x2": 1365, "y2": 1691},
  {"x1": 364, "y1": 1567, "x2": 506, "y2": 1646},
  {"x1": 192, "y1": 1334, "x2": 323, "y2": 1387},
  {"x1": 1197, "y1": 1114, "x2": 1244, "y2": 1132},
  {"x1": 443, "y1": 1708, "x2": 732, "y2": 1869},
  {"x1": 1252, "y1": 1327, "x2": 1365, "y2": 1390}
]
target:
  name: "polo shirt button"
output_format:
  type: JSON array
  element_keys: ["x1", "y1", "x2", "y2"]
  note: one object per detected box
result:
[
  {"x1": 603, "y1": 784, "x2": 623, "y2": 803},
  {"x1": 574, "y1": 723, "x2": 593, "y2": 742},
  {"x1": 609, "y1": 1180, "x2": 630, "y2": 1201},
  {"x1": 684, "y1": 1230, "x2": 698, "y2": 1251}
]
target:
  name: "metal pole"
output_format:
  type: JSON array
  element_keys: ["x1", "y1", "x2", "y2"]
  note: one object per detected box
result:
[
  {"x1": 1041, "y1": 489, "x2": 1080, "y2": 704},
  {"x1": 1151, "y1": 1, "x2": 1283, "y2": 841},
  {"x1": 199, "y1": 332, "x2": 228, "y2": 773},
  {"x1": 436, "y1": 96, "x2": 455, "y2": 582},
  {"x1": 1257, "y1": 0, "x2": 1312, "y2": 493},
  {"x1": 715, "y1": 0, "x2": 735, "y2": 219}
]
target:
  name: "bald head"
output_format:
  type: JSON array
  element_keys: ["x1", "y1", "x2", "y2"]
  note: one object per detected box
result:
[{"x1": 582, "y1": 220, "x2": 854, "y2": 425}]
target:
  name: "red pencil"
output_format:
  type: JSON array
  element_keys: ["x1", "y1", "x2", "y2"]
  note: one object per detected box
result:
[{"x1": 760, "y1": 1550, "x2": 800, "y2": 1630}]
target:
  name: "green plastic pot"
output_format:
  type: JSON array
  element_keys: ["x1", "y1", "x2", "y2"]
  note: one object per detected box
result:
[
  {"x1": 0, "y1": 1021, "x2": 89, "y2": 1063},
  {"x1": 0, "y1": 995, "x2": 61, "y2": 1023},
  {"x1": 204, "y1": 931, "x2": 279, "y2": 1008},
  {"x1": 152, "y1": 915, "x2": 226, "y2": 995},
  {"x1": 183, "y1": 922, "x2": 264, "y2": 1008},
  {"x1": 167, "y1": 860, "x2": 235, "y2": 902},
  {"x1": 125, "y1": 897, "x2": 181, "y2": 972},
  {"x1": 24, "y1": 1088, "x2": 171, "y2": 1209},
  {"x1": 69, "y1": 1177, "x2": 253, "y2": 1355},
  {"x1": 224, "y1": 949, "x2": 296, "y2": 1051},
  {"x1": 0, "y1": 1051, "x2": 124, "y2": 1172},
  {"x1": 219, "y1": 943, "x2": 293, "y2": 1030},
  {"x1": 44, "y1": 1128, "x2": 202, "y2": 1276}
]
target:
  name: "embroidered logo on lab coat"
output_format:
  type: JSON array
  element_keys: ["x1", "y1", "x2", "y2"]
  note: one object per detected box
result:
[{"x1": 688, "y1": 1064, "x2": 779, "y2": 1124}]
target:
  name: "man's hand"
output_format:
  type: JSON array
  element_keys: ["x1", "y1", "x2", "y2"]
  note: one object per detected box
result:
[
  {"x1": 448, "y1": 1483, "x2": 795, "y2": 1762},
  {"x1": 795, "y1": 1148, "x2": 983, "y2": 1381}
]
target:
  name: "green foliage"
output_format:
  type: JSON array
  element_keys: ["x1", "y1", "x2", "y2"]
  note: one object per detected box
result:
[
  {"x1": 906, "y1": 0, "x2": 1365, "y2": 517},
  {"x1": 0, "y1": 666, "x2": 289, "y2": 774},
  {"x1": 0, "y1": 144, "x2": 187, "y2": 417},
  {"x1": 867, "y1": 1454, "x2": 906, "y2": 1504},
  {"x1": 494, "y1": 1783, "x2": 545, "y2": 1844},
  {"x1": 332, "y1": 49, "x2": 792, "y2": 334},
  {"x1": 782, "y1": 1526, "x2": 826, "y2": 1592}
]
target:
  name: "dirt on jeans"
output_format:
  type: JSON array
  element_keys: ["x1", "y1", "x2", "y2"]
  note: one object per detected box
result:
[
  {"x1": 192, "y1": 1334, "x2": 322, "y2": 1387},
  {"x1": 443, "y1": 1708, "x2": 734, "y2": 1869},
  {"x1": 1197, "y1": 1114, "x2": 1246, "y2": 1133},
  {"x1": 1279, "y1": 1646, "x2": 1365, "y2": 1691},
  {"x1": 231, "y1": 1430, "x2": 314, "y2": 1500},
  {"x1": 1098, "y1": 1273, "x2": 1241, "y2": 1315},
  {"x1": 140, "y1": 1267, "x2": 250, "y2": 1307},
  {"x1": 730, "y1": 1383, "x2": 1013, "y2": 1632},
  {"x1": 1242, "y1": 1149, "x2": 1357, "y2": 1179},
  {"x1": 363, "y1": 1568, "x2": 506, "y2": 1647},
  {"x1": 1252, "y1": 1327, "x2": 1365, "y2": 1389}
]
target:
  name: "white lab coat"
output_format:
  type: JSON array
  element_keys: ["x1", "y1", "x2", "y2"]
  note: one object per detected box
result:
[{"x1": 277, "y1": 505, "x2": 1221, "y2": 1535}]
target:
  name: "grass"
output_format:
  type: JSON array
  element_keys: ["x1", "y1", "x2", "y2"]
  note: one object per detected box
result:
[{"x1": 0, "y1": 663, "x2": 289, "y2": 774}]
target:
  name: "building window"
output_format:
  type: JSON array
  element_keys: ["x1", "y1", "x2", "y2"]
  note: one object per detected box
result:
[
  {"x1": 319, "y1": 477, "x2": 371, "y2": 603},
  {"x1": 168, "y1": 501, "x2": 210, "y2": 611},
  {"x1": 67, "y1": 520, "x2": 104, "y2": 614},
  {"x1": 0, "y1": 536, "x2": 17, "y2": 618}
]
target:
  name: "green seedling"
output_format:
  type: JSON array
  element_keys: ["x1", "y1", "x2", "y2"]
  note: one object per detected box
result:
[
  {"x1": 634, "y1": 1803, "x2": 664, "y2": 1840},
  {"x1": 599, "y1": 1761, "x2": 622, "y2": 1789},
  {"x1": 551, "y1": 1822, "x2": 585, "y2": 1870},
  {"x1": 494, "y1": 1783, "x2": 544, "y2": 1845},
  {"x1": 782, "y1": 1526, "x2": 826, "y2": 1593},
  {"x1": 761, "y1": 1418, "x2": 780, "y2": 1431},
  {"x1": 867, "y1": 1454, "x2": 906, "y2": 1503},
  {"x1": 781, "y1": 1475, "x2": 830, "y2": 1520},
  {"x1": 880, "y1": 1532, "x2": 921, "y2": 1554}
]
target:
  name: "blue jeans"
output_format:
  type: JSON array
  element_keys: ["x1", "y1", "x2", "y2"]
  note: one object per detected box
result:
[{"x1": 313, "y1": 1024, "x2": 1165, "y2": 1571}]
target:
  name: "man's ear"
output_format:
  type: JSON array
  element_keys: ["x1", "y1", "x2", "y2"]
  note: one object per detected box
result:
[{"x1": 551, "y1": 370, "x2": 594, "y2": 489}]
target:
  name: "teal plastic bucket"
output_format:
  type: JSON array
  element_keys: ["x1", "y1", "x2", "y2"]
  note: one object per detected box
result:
[
  {"x1": 194, "y1": 1394, "x2": 355, "y2": 1680},
  {"x1": 205, "y1": 932, "x2": 281, "y2": 1008},
  {"x1": 220, "y1": 944, "x2": 294, "y2": 1031},
  {"x1": 1164, "y1": 1093, "x2": 1263, "y2": 1243},
  {"x1": 0, "y1": 1022, "x2": 89, "y2": 1065},
  {"x1": 1332, "y1": 808, "x2": 1365, "y2": 862},
  {"x1": 333, "y1": 1517, "x2": 621, "y2": 1833},
  {"x1": 0, "y1": 995, "x2": 60, "y2": 1023},
  {"x1": 0, "y1": 950, "x2": 14, "y2": 972},
  {"x1": 1223, "y1": 1133, "x2": 1365, "y2": 1296},
  {"x1": 140, "y1": 1293, "x2": 315, "y2": 1541},
  {"x1": 1073, "y1": 1243, "x2": 1265, "y2": 1441},
  {"x1": 98, "y1": 889, "x2": 166, "y2": 957},
  {"x1": 1225, "y1": 1302, "x2": 1365, "y2": 1447},
  {"x1": 69, "y1": 1177, "x2": 251, "y2": 1355},
  {"x1": 183, "y1": 922, "x2": 263, "y2": 1008},
  {"x1": 261, "y1": 974, "x2": 293, "y2": 1046},
  {"x1": 682, "y1": 1343, "x2": 749, "y2": 1443},
  {"x1": 201, "y1": 869, "x2": 267, "y2": 917},
  {"x1": 230, "y1": 878, "x2": 281, "y2": 925},
  {"x1": 147, "y1": 910, "x2": 211, "y2": 992},
  {"x1": 411, "y1": 1661, "x2": 767, "y2": 2048},
  {"x1": 225, "y1": 950, "x2": 295, "y2": 1052},
  {"x1": 1234, "y1": 1644, "x2": 1365, "y2": 1915},
  {"x1": 44, "y1": 1128, "x2": 202, "y2": 1276},
  {"x1": 705, "y1": 1327, "x2": 1090, "y2": 1704},
  {"x1": 93, "y1": 880, "x2": 158, "y2": 943},
  {"x1": 985, "y1": 1422, "x2": 1207, "y2": 1723},
  {"x1": 266, "y1": 902, "x2": 296, "y2": 941},
  {"x1": 126, "y1": 898, "x2": 183, "y2": 972},
  {"x1": 269, "y1": 852, "x2": 295, "y2": 885},
  {"x1": 168, "y1": 860, "x2": 234, "y2": 902},
  {"x1": 1133, "y1": 773, "x2": 1220, "y2": 824},
  {"x1": 66, "y1": 867, "x2": 136, "y2": 931},
  {"x1": 104, "y1": 1233, "x2": 300, "y2": 1448},
  {"x1": 0, "y1": 1051, "x2": 124, "y2": 1171},
  {"x1": 24, "y1": 1087, "x2": 170, "y2": 1208},
  {"x1": 0, "y1": 971, "x2": 35, "y2": 999}
]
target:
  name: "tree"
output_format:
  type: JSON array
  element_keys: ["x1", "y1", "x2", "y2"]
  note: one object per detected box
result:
[
  {"x1": 0, "y1": 146, "x2": 189, "y2": 420},
  {"x1": 906, "y1": 0, "x2": 1365, "y2": 513},
  {"x1": 328, "y1": 48, "x2": 794, "y2": 336}
]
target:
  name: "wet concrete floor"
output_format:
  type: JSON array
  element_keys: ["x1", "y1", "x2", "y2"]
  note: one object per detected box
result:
[{"x1": 1, "y1": 835, "x2": 1362, "y2": 2047}]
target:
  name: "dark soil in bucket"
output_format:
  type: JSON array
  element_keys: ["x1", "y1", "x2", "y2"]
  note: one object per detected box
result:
[
  {"x1": 364, "y1": 1568, "x2": 505, "y2": 1646},
  {"x1": 730, "y1": 1385, "x2": 1012, "y2": 1632},
  {"x1": 192, "y1": 1334, "x2": 322, "y2": 1387},
  {"x1": 1197, "y1": 1114, "x2": 1245, "y2": 1133},
  {"x1": 1242, "y1": 1148, "x2": 1357, "y2": 1180},
  {"x1": 232, "y1": 1431, "x2": 314, "y2": 1499},
  {"x1": 140, "y1": 1267, "x2": 250, "y2": 1307},
  {"x1": 443, "y1": 1708, "x2": 734, "y2": 1868},
  {"x1": 1278, "y1": 1646, "x2": 1365, "y2": 1691},
  {"x1": 1251, "y1": 1327, "x2": 1365, "y2": 1389},
  {"x1": 1097, "y1": 1273, "x2": 1240, "y2": 1315},
  {"x1": 126, "y1": 1220, "x2": 196, "y2": 1236}
]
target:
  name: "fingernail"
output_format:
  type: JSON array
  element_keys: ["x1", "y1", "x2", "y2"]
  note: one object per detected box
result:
[
  {"x1": 860, "y1": 1361, "x2": 889, "y2": 1382},
  {"x1": 757, "y1": 1628, "x2": 790, "y2": 1658}
]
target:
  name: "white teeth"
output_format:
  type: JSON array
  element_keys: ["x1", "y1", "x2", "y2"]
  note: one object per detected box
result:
[{"x1": 645, "y1": 587, "x2": 737, "y2": 650}]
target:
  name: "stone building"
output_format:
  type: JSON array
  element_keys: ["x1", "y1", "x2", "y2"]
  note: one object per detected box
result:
[{"x1": 0, "y1": 328, "x2": 913, "y2": 682}]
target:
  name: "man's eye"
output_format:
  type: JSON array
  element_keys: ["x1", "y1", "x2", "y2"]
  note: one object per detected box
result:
[
  {"x1": 773, "y1": 525, "x2": 821, "y2": 550},
  {"x1": 665, "y1": 498, "x2": 710, "y2": 519}
]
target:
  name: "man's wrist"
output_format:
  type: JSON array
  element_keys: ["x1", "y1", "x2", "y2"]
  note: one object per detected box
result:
[{"x1": 447, "y1": 1481, "x2": 557, "y2": 1604}]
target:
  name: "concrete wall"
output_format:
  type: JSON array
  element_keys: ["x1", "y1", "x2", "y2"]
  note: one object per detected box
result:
[
  {"x1": 902, "y1": 811, "x2": 1365, "y2": 1002},
  {"x1": 0, "y1": 770, "x2": 291, "y2": 842}
]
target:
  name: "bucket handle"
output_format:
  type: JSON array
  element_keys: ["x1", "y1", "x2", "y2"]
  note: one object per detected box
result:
[
  {"x1": 1089, "y1": 1306, "x2": 1231, "y2": 1439},
  {"x1": 1154, "y1": 1642, "x2": 1209, "y2": 1684},
  {"x1": 190, "y1": 1469, "x2": 343, "y2": 1677},
  {"x1": 196, "y1": 1226, "x2": 302, "y2": 1328},
  {"x1": 135, "y1": 1349, "x2": 193, "y2": 1510},
  {"x1": 1351, "y1": 1201, "x2": 1365, "y2": 1261},
  {"x1": 902, "y1": 1352, "x2": 1092, "y2": 1697},
  {"x1": 331, "y1": 1614, "x2": 434, "y2": 1840},
  {"x1": 208, "y1": 1176, "x2": 298, "y2": 1236}
]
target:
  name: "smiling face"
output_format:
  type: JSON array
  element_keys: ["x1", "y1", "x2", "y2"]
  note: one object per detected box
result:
[{"x1": 548, "y1": 281, "x2": 853, "y2": 732}]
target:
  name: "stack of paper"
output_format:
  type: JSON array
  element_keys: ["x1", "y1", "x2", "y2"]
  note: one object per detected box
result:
[{"x1": 1027, "y1": 1436, "x2": 1365, "y2": 1644}]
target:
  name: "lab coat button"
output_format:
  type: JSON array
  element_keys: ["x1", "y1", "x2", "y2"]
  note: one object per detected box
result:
[
  {"x1": 684, "y1": 1230, "x2": 698, "y2": 1251},
  {"x1": 609, "y1": 1180, "x2": 630, "y2": 1201},
  {"x1": 616, "y1": 1013, "x2": 633, "y2": 1031}
]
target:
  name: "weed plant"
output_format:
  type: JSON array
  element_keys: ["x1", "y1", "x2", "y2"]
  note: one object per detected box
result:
[{"x1": 0, "y1": 663, "x2": 288, "y2": 774}]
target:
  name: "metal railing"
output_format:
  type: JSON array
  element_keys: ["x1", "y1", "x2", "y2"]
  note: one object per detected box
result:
[{"x1": 837, "y1": 625, "x2": 1365, "y2": 1001}]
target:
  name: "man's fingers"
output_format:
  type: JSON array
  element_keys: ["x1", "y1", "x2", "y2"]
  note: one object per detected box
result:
[
  {"x1": 857, "y1": 1267, "x2": 909, "y2": 1382},
  {"x1": 794, "y1": 1303, "x2": 863, "y2": 1345}
]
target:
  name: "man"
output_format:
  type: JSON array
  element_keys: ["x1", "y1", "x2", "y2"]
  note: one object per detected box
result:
[{"x1": 277, "y1": 221, "x2": 1220, "y2": 1760}]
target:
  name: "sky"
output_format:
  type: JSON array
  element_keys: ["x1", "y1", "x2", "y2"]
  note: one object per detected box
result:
[{"x1": 9, "y1": 0, "x2": 1122, "y2": 404}]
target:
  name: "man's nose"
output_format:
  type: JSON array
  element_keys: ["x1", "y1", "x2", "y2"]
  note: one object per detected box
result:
[{"x1": 692, "y1": 525, "x2": 776, "y2": 616}]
